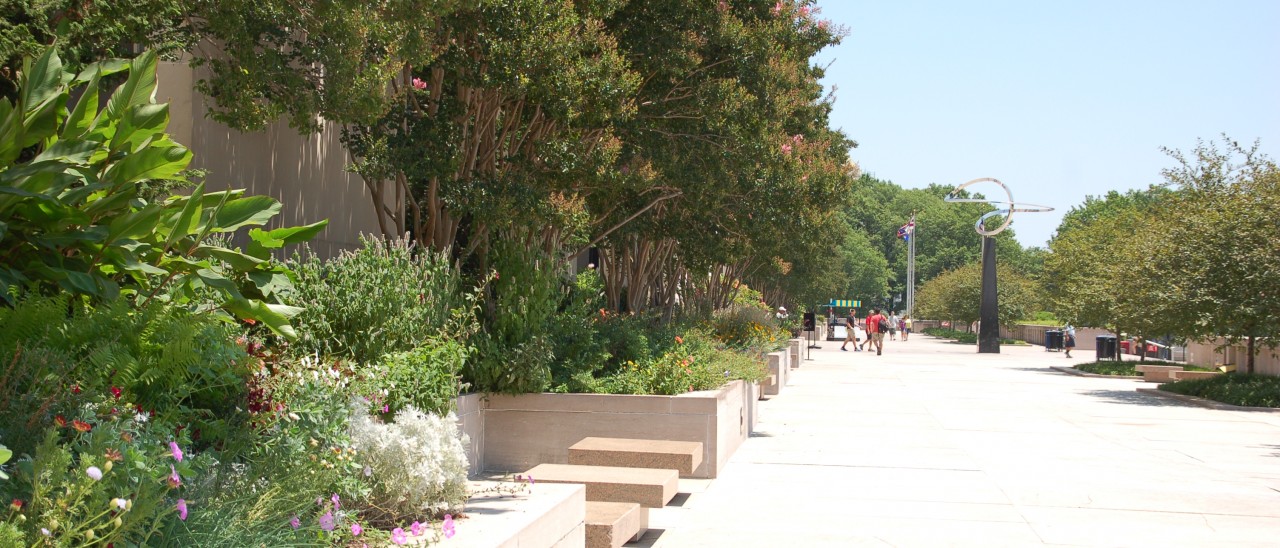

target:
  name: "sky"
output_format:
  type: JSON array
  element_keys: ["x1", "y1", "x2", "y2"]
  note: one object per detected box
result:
[{"x1": 812, "y1": 0, "x2": 1280, "y2": 248}]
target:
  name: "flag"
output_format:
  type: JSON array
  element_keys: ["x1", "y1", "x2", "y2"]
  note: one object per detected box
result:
[{"x1": 897, "y1": 221, "x2": 915, "y2": 241}]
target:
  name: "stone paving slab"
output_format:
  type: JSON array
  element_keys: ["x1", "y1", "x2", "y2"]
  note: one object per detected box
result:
[{"x1": 645, "y1": 335, "x2": 1280, "y2": 547}]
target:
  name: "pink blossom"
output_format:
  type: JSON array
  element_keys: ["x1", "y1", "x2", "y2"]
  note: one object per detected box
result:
[
  {"x1": 167, "y1": 465, "x2": 181, "y2": 488},
  {"x1": 818, "y1": 20, "x2": 828, "y2": 30},
  {"x1": 176, "y1": 499, "x2": 188, "y2": 521},
  {"x1": 331, "y1": 493, "x2": 341, "y2": 509},
  {"x1": 780, "y1": 143, "x2": 793, "y2": 155},
  {"x1": 411, "y1": 78, "x2": 427, "y2": 90},
  {"x1": 443, "y1": 514, "x2": 456, "y2": 539},
  {"x1": 169, "y1": 441, "x2": 184, "y2": 462},
  {"x1": 290, "y1": 516, "x2": 300, "y2": 529},
  {"x1": 319, "y1": 511, "x2": 335, "y2": 532},
  {"x1": 717, "y1": 1, "x2": 728, "y2": 12},
  {"x1": 799, "y1": 6, "x2": 811, "y2": 17},
  {"x1": 411, "y1": 521, "x2": 423, "y2": 536},
  {"x1": 351, "y1": 523, "x2": 363, "y2": 536},
  {"x1": 772, "y1": 2, "x2": 783, "y2": 16},
  {"x1": 392, "y1": 527, "x2": 409, "y2": 544}
]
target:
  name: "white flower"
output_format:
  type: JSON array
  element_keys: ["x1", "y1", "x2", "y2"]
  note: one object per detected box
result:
[{"x1": 134, "y1": 411, "x2": 149, "y2": 424}]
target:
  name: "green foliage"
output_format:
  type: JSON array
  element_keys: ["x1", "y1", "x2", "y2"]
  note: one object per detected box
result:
[
  {"x1": 6, "y1": 422, "x2": 200, "y2": 545},
  {"x1": 547, "y1": 269, "x2": 611, "y2": 392},
  {"x1": 287, "y1": 237, "x2": 470, "y2": 364},
  {"x1": 0, "y1": 0, "x2": 193, "y2": 100},
  {"x1": 591, "y1": 329, "x2": 767, "y2": 396},
  {"x1": 371, "y1": 342, "x2": 469, "y2": 417},
  {"x1": 914, "y1": 262, "x2": 1040, "y2": 329},
  {"x1": 708, "y1": 305, "x2": 790, "y2": 352},
  {"x1": 1074, "y1": 361, "x2": 1146, "y2": 376},
  {"x1": 467, "y1": 238, "x2": 561, "y2": 393},
  {"x1": 1159, "y1": 374, "x2": 1280, "y2": 408},
  {"x1": 0, "y1": 48, "x2": 322, "y2": 337},
  {"x1": 0, "y1": 296, "x2": 247, "y2": 458}
]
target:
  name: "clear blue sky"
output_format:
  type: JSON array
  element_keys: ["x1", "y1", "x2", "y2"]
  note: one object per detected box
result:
[{"x1": 812, "y1": 0, "x2": 1280, "y2": 248}]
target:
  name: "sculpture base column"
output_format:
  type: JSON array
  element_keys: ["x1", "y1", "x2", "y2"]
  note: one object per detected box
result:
[{"x1": 978, "y1": 236, "x2": 1000, "y2": 354}]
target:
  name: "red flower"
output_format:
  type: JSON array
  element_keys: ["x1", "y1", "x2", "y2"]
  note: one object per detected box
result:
[
  {"x1": 54, "y1": 415, "x2": 67, "y2": 428},
  {"x1": 10, "y1": 499, "x2": 22, "y2": 511},
  {"x1": 71, "y1": 384, "x2": 81, "y2": 394},
  {"x1": 110, "y1": 386, "x2": 122, "y2": 399},
  {"x1": 675, "y1": 336, "x2": 684, "y2": 344},
  {"x1": 244, "y1": 318, "x2": 257, "y2": 325},
  {"x1": 72, "y1": 419, "x2": 93, "y2": 432}
]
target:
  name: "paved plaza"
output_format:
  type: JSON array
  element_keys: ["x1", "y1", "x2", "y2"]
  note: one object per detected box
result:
[{"x1": 646, "y1": 335, "x2": 1280, "y2": 547}]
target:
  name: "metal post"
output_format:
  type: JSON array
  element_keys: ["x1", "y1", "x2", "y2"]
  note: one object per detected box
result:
[{"x1": 978, "y1": 236, "x2": 1000, "y2": 353}]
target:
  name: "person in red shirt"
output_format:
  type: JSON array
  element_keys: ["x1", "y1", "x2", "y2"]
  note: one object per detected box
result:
[{"x1": 866, "y1": 308, "x2": 888, "y2": 356}]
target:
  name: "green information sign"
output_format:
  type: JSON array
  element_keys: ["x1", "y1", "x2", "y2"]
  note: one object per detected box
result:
[{"x1": 828, "y1": 299, "x2": 861, "y2": 308}]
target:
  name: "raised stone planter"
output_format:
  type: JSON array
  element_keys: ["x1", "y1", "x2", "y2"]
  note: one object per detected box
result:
[
  {"x1": 763, "y1": 350, "x2": 788, "y2": 396},
  {"x1": 788, "y1": 338, "x2": 802, "y2": 369},
  {"x1": 480, "y1": 380, "x2": 749, "y2": 478},
  {"x1": 437, "y1": 481, "x2": 585, "y2": 548},
  {"x1": 1135, "y1": 364, "x2": 1183, "y2": 383}
]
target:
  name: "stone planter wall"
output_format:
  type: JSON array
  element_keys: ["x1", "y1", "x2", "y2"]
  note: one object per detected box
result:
[
  {"x1": 478, "y1": 380, "x2": 748, "y2": 479},
  {"x1": 455, "y1": 393, "x2": 486, "y2": 477}
]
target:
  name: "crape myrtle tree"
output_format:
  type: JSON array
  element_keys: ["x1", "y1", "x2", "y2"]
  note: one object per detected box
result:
[
  {"x1": 1156, "y1": 138, "x2": 1280, "y2": 374},
  {"x1": 0, "y1": 0, "x2": 193, "y2": 100},
  {"x1": 598, "y1": 0, "x2": 855, "y2": 315}
]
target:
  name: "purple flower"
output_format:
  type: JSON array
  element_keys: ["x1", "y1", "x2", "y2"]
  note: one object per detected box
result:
[
  {"x1": 331, "y1": 493, "x2": 340, "y2": 509},
  {"x1": 290, "y1": 516, "x2": 300, "y2": 529},
  {"x1": 169, "y1": 441, "x2": 184, "y2": 462},
  {"x1": 443, "y1": 514, "x2": 456, "y2": 539},
  {"x1": 411, "y1": 521, "x2": 423, "y2": 537},
  {"x1": 528, "y1": 475, "x2": 535, "y2": 485},
  {"x1": 176, "y1": 499, "x2": 188, "y2": 521},
  {"x1": 86, "y1": 466, "x2": 103, "y2": 481},
  {"x1": 319, "y1": 511, "x2": 335, "y2": 532},
  {"x1": 392, "y1": 527, "x2": 409, "y2": 544},
  {"x1": 382, "y1": 405, "x2": 389, "y2": 413},
  {"x1": 351, "y1": 523, "x2": 363, "y2": 536}
]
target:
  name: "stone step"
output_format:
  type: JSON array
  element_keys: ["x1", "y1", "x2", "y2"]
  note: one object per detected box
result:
[
  {"x1": 569, "y1": 437, "x2": 704, "y2": 477},
  {"x1": 586, "y1": 501, "x2": 643, "y2": 548},
  {"x1": 523, "y1": 463, "x2": 679, "y2": 508},
  {"x1": 1135, "y1": 364, "x2": 1182, "y2": 382}
]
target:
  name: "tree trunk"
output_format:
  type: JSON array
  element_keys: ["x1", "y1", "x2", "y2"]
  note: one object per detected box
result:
[{"x1": 1247, "y1": 335, "x2": 1256, "y2": 375}]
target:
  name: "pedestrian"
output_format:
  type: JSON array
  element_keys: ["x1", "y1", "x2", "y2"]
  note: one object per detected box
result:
[
  {"x1": 840, "y1": 310, "x2": 859, "y2": 351},
  {"x1": 902, "y1": 316, "x2": 912, "y2": 341},
  {"x1": 888, "y1": 312, "x2": 900, "y2": 340},
  {"x1": 1063, "y1": 323, "x2": 1076, "y2": 358},
  {"x1": 775, "y1": 306, "x2": 788, "y2": 321},
  {"x1": 866, "y1": 308, "x2": 888, "y2": 356}
]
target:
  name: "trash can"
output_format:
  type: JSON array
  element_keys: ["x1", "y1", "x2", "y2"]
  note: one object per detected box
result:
[
  {"x1": 1096, "y1": 335, "x2": 1117, "y2": 361},
  {"x1": 1044, "y1": 330, "x2": 1063, "y2": 351}
]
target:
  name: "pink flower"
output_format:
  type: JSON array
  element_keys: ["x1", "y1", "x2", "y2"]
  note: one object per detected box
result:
[
  {"x1": 392, "y1": 527, "x2": 409, "y2": 544},
  {"x1": 331, "y1": 493, "x2": 341, "y2": 509},
  {"x1": 799, "y1": 6, "x2": 811, "y2": 17},
  {"x1": 717, "y1": 1, "x2": 728, "y2": 12},
  {"x1": 351, "y1": 523, "x2": 363, "y2": 536},
  {"x1": 772, "y1": 2, "x2": 783, "y2": 16},
  {"x1": 319, "y1": 511, "x2": 335, "y2": 531},
  {"x1": 780, "y1": 143, "x2": 793, "y2": 155},
  {"x1": 818, "y1": 20, "x2": 828, "y2": 30},
  {"x1": 411, "y1": 77, "x2": 427, "y2": 90},
  {"x1": 382, "y1": 405, "x2": 389, "y2": 413},
  {"x1": 167, "y1": 465, "x2": 181, "y2": 488},
  {"x1": 86, "y1": 466, "x2": 103, "y2": 481},
  {"x1": 169, "y1": 441, "x2": 184, "y2": 462},
  {"x1": 176, "y1": 499, "x2": 188, "y2": 521},
  {"x1": 443, "y1": 514, "x2": 456, "y2": 539},
  {"x1": 411, "y1": 521, "x2": 423, "y2": 536},
  {"x1": 290, "y1": 516, "x2": 300, "y2": 529}
]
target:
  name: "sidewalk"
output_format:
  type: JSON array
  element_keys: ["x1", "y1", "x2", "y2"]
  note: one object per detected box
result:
[{"x1": 645, "y1": 335, "x2": 1280, "y2": 547}]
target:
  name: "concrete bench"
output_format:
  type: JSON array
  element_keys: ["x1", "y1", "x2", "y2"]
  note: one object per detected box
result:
[
  {"x1": 522, "y1": 463, "x2": 679, "y2": 508},
  {"x1": 569, "y1": 437, "x2": 704, "y2": 477},
  {"x1": 586, "y1": 501, "x2": 642, "y2": 548},
  {"x1": 1171, "y1": 370, "x2": 1221, "y2": 381},
  {"x1": 1135, "y1": 364, "x2": 1182, "y2": 383}
]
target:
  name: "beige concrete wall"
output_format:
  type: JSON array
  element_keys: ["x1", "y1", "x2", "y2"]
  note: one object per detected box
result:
[
  {"x1": 156, "y1": 61, "x2": 387, "y2": 260},
  {"x1": 1184, "y1": 339, "x2": 1280, "y2": 376},
  {"x1": 480, "y1": 382, "x2": 748, "y2": 479}
]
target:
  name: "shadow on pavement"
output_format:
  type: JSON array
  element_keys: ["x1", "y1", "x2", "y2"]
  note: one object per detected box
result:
[{"x1": 1080, "y1": 389, "x2": 1196, "y2": 408}]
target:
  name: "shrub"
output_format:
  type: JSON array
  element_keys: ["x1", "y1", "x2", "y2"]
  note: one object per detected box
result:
[
  {"x1": 369, "y1": 341, "x2": 469, "y2": 417},
  {"x1": 288, "y1": 237, "x2": 469, "y2": 364},
  {"x1": 709, "y1": 305, "x2": 788, "y2": 352},
  {"x1": 0, "y1": 48, "x2": 320, "y2": 336},
  {"x1": 547, "y1": 269, "x2": 610, "y2": 392},
  {"x1": 593, "y1": 329, "x2": 767, "y2": 395},
  {"x1": 467, "y1": 238, "x2": 560, "y2": 393},
  {"x1": 0, "y1": 296, "x2": 247, "y2": 458},
  {"x1": 1159, "y1": 374, "x2": 1280, "y2": 408},
  {"x1": 348, "y1": 407, "x2": 469, "y2": 522}
]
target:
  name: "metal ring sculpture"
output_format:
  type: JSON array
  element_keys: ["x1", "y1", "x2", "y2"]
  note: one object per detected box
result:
[{"x1": 944, "y1": 178, "x2": 1054, "y2": 236}]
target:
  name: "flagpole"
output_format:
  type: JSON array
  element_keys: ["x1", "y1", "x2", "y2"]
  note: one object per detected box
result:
[{"x1": 906, "y1": 213, "x2": 916, "y2": 318}]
